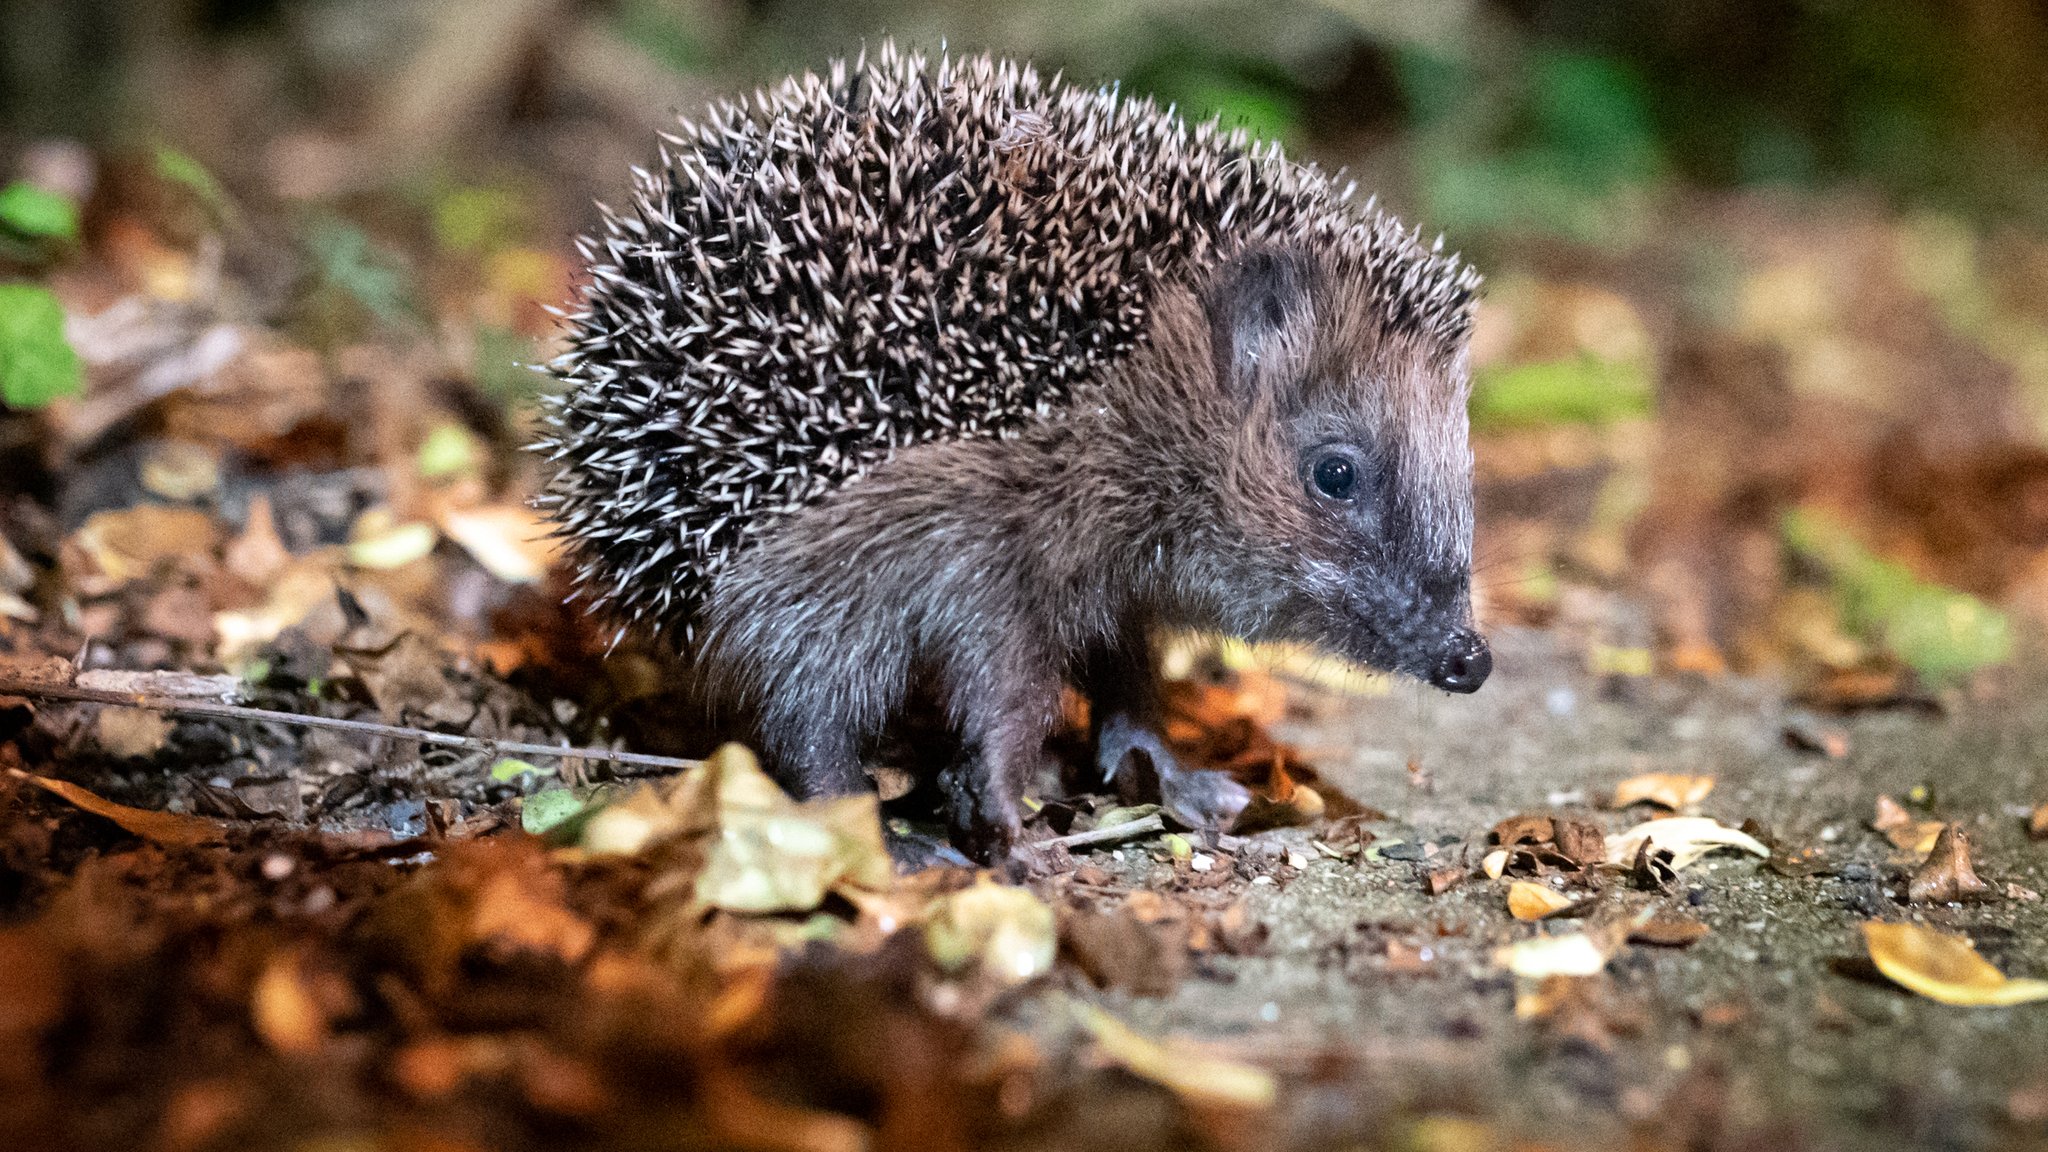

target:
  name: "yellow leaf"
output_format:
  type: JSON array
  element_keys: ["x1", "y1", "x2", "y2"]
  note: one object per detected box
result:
[
  {"x1": 1863, "y1": 922, "x2": 2048, "y2": 1007},
  {"x1": 1074, "y1": 1002, "x2": 1276, "y2": 1110},
  {"x1": 1506, "y1": 880, "x2": 1575, "y2": 921},
  {"x1": 1612, "y1": 772, "x2": 1715, "y2": 810},
  {"x1": 925, "y1": 877, "x2": 1056, "y2": 985}
]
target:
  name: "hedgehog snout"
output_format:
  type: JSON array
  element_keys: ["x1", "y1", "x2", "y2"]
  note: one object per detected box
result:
[{"x1": 1425, "y1": 628, "x2": 1491, "y2": 693}]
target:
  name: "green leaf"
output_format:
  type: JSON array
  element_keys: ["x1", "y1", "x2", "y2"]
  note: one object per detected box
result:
[
  {"x1": 431, "y1": 185, "x2": 526, "y2": 256},
  {"x1": 417, "y1": 421, "x2": 482, "y2": 480},
  {"x1": 0, "y1": 284, "x2": 83, "y2": 409},
  {"x1": 153, "y1": 145, "x2": 237, "y2": 225},
  {"x1": 1782, "y1": 507, "x2": 2012, "y2": 683},
  {"x1": 490, "y1": 757, "x2": 541, "y2": 783},
  {"x1": 0, "y1": 183, "x2": 79, "y2": 243},
  {"x1": 521, "y1": 788, "x2": 588, "y2": 835},
  {"x1": 1470, "y1": 354, "x2": 1652, "y2": 431}
]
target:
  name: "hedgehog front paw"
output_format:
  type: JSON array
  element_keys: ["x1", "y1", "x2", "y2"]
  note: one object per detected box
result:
[
  {"x1": 937, "y1": 759, "x2": 1023, "y2": 865},
  {"x1": 1095, "y1": 713, "x2": 1252, "y2": 831}
]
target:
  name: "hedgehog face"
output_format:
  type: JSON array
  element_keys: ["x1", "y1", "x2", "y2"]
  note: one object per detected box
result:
[{"x1": 1202, "y1": 248, "x2": 1489, "y2": 693}]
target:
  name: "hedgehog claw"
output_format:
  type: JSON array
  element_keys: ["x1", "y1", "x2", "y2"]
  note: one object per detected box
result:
[{"x1": 1096, "y1": 713, "x2": 1252, "y2": 831}]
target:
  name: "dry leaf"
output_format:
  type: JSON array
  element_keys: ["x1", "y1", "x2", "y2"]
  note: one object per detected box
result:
[
  {"x1": 1481, "y1": 849, "x2": 1509, "y2": 879},
  {"x1": 71, "y1": 505, "x2": 220, "y2": 585},
  {"x1": 690, "y1": 745, "x2": 892, "y2": 913},
  {"x1": 1872, "y1": 795, "x2": 1945, "y2": 855},
  {"x1": 1629, "y1": 916, "x2": 1711, "y2": 947},
  {"x1": 1507, "y1": 880, "x2": 1576, "y2": 921},
  {"x1": 1612, "y1": 772, "x2": 1715, "y2": 810},
  {"x1": 223, "y1": 495, "x2": 291, "y2": 586},
  {"x1": 1862, "y1": 921, "x2": 2048, "y2": 1007},
  {"x1": 1907, "y1": 823, "x2": 1991, "y2": 904},
  {"x1": 1606, "y1": 817, "x2": 1769, "y2": 871},
  {"x1": 1495, "y1": 931, "x2": 1612, "y2": 978},
  {"x1": 925, "y1": 878, "x2": 1056, "y2": 985},
  {"x1": 438, "y1": 503, "x2": 557, "y2": 584},
  {"x1": 95, "y1": 706, "x2": 172, "y2": 758},
  {"x1": 2029, "y1": 803, "x2": 2047, "y2": 841},
  {"x1": 251, "y1": 953, "x2": 326, "y2": 1056},
  {"x1": 12, "y1": 770, "x2": 228, "y2": 846},
  {"x1": 1074, "y1": 1003, "x2": 1276, "y2": 1111}
]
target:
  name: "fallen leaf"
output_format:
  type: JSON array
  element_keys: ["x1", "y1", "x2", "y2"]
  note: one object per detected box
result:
[
  {"x1": 1496, "y1": 931, "x2": 1612, "y2": 978},
  {"x1": 251, "y1": 953, "x2": 326, "y2": 1056},
  {"x1": 1074, "y1": 1002, "x2": 1276, "y2": 1111},
  {"x1": 1606, "y1": 817, "x2": 1769, "y2": 871},
  {"x1": 1481, "y1": 849, "x2": 1509, "y2": 879},
  {"x1": 223, "y1": 494, "x2": 291, "y2": 586},
  {"x1": 1507, "y1": 880, "x2": 1576, "y2": 921},
  {"x1": 1629, "y1": 916, "x2": 1711, "y2": 947},
  {"x1": 11, "y1": 770, "x2": 228, "y2": 845},
  {"x1": 347, "y1": 508, "x2": 437, "y2": 570},
  {"x1": 2029, "y1": 803, "x2": 2047, "y2": 841},
  {"x1": 438, "y1": 503, "x2": 556, "y2": 584},
  {"x1": 1872, "y1": 794, "x2": 1945, "y2": 855},
  {"x1": 1907, "y1": 823, "x2": 1992, "y2": 904},
  {"x1": 1552, "y1": 817, "x2": 1607, "y2": 867},
  {"x1": 1862, "y1": 921, "x2": 2048, "y2": 1006},
  {"x1": 1612, "y1": 772, "x2": 1715, "y2": 810},
  {"x1": 691, "y1": 745, "x2": 892, "y2": 913},
  {"x1": 1492, "y1": 814, "x2": 1554, "y2": 846},
  {"x1": 95, "y1": 706, "x2": 172, "y2": 758},
  {"x1": 71, "y1": 505, "x2": 220, "y2": 585},
  {"x1": 925, "y1": 878, "x2": 1056, "y2": 985},
  {"x1": 1060, "y1": 905, "x2": 1186, "y2": 996}
]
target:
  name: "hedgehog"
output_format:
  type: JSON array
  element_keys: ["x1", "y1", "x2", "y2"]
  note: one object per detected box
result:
[{"x1": 538, "y1": 43, "x2": 1490, "y2": 860}]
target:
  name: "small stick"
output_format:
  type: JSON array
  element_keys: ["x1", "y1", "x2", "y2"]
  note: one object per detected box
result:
[
  {"x1": 1040, "y1": 813, "x2": 1166, "y2": 851},
  {"x1": 0, "y1": 678, "x2": 702, "y2": 775}
]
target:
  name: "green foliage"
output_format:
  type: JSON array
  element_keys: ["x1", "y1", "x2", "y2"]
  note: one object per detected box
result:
[
  {"x1": 417, "y1": 421, "x2": 483, "y2": 480},
  {"x1": 1782, "y1": 508, "x2": 2012, "y2": 684},
  {"x1": 0, "y1": 182, "x2": 80, "y2": 243},
  {"x1": 0, "y1": 283, "x2": 83, "y2": 409},
  {"x1": 475, "y1": 324, "x2": 553, "y2": 408},
  {"x1": 1398, "y1": 44, "x2": 1663, "y2": 245},
  {"x1": 489, "y1": 758, "x2": 541, "y2": 783},
  {"x1": 1469, "y1": 354, "x2": 1652, "y2": 431},
  {"x1": 300, "y1": 215, "x2": 418, "y2": 336},
  {"x1": 153, "y1": 144, "x2": 238, "y2": 226},
  {"x1": 1128, "y1": 48, "x2": 1302, "y2": 147},
  {"x1": 431, "y1": 185, "x2": 529, "y2": 256}
]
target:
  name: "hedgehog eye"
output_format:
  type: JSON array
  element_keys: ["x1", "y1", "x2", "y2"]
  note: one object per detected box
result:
[{"x1": 1308, "y1": 450, "x2": 1359, "y2": 503}]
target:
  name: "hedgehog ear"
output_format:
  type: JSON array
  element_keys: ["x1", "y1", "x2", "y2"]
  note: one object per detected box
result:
[{"x1": 1205, "y1": 247, "x2": 1315, "y2": 403}]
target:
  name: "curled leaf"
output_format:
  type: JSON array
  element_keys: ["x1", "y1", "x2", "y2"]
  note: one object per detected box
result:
[
  {"x1": 1907, "y1": 823, "x2": 1991, "y2": 904},
  {"x1": 1605, "y1": 817, "x2": 1768, "y2": 872},
  {"x1": 1862, "y1": 922, "x2": 2048, "y2": 1007},
  {"x1": 1872, "y1": 795, "x2": 1945, "y2": 855}
]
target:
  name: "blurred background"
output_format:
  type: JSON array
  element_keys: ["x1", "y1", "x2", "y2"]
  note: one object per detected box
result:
[{"x1": 4, "y1": 0, "x2": 2048, "y2": 709}]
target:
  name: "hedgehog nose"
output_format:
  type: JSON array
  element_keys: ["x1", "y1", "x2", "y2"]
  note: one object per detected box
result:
[{"x1": 1428, "y1": 631, "x2": 1491, "y2": 694}]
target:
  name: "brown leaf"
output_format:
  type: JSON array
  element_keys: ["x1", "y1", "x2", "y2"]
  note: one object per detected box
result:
[
  {"x1": 12, "y1": 770, "x2": 228, "y2": 846},
  {"x1": 223, "y1": 494, "x2": 291, "y2": 586},
  {"x1": 1629, "y1": 916, "x2": 1711, "y2": 947},
  {"x1": 1907, "y1": 823, "x2": 1992, "y2": 904},
  {"x1": 1424, "y1": 864, "x2": 1466, "y2": 896},
  {"x1": 1492, "y1": 814, "x2": 1554, "y2": 847},
  {"x1": 1060, "y1": 906, "x2": 1187, "y2": 996},
  {"x1": 1871, "y1": 795, "x2": 1945, "y2": 855},
  {"x1": 1552, "y1": 817, "x2": 1607, "y2": 867},
  {"x1": 2029, "y1": 802, "x2": 2047, "y2": 841},
  {"x1": 1507, "y1": 880, "x2": 1576, "y2": 920}
]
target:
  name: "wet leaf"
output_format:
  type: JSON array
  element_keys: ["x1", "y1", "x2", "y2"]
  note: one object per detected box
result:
[
  {"x1": 0, "y1": 284, "x2": 82, "y2": 408},
  {"x1": 1612, "y1": 772, "x2": 1715, "y2": 810},
  {"x1": 1074, "y1": 1002, "x2": 1276, "y2": 1111},
  {"x1": 1507, "y1": 880, "x2": 1576, "y2": 920},
  {"x1": 1907, "y1": 823, "x2": 1991, "y2": 904},
  {"x1": 1606, "y1": 817, "x2": 1769, "y2": 871},
  {"x1": 925, "y1": 877, "x2": 1056, "y2": 984},
  {"x1": 1862, "y1": 922, "x2": 2048, "y2": 1006}
]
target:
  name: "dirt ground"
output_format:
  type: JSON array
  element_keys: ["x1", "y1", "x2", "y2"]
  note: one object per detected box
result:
[{"x1": 1055, "y1": 625, "x2": 2048, "y2": 1151}]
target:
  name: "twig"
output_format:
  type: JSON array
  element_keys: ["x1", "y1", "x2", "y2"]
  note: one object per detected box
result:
[
  {"x1": 0, "y1": 678, "x2": 702, "y2": 776},
  {"x1": 1040, "y1": 813, "x2": 1166, "y2": 851}
]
